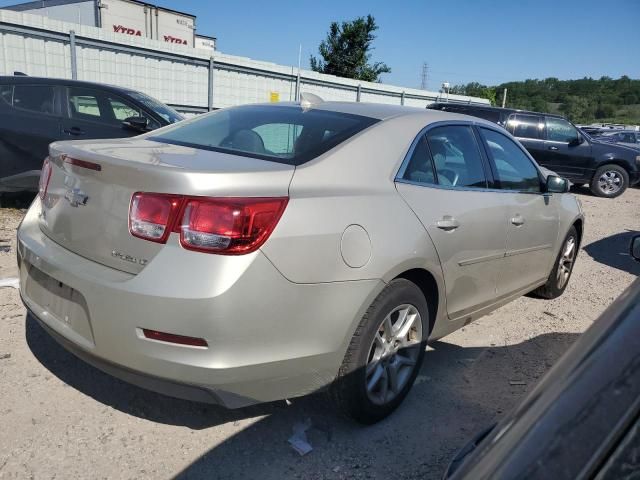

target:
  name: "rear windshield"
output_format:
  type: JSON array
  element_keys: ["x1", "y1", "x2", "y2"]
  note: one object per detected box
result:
[{"x1": 150, "y1": 105, "x2": 379, "y2": 165}]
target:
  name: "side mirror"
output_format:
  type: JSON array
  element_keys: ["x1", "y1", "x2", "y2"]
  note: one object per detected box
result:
[
  {"x1": 568, "y1": 135, "x2": 583, "y2": 146},
  {"x1": 122, "y1": 116, "x2": 149, "y2": 133},
  {"x1": 546, "y1": 175, "x2": 570, "y2": 193},
  {"x1": 631, "y1": 235, "x2": 640, "y2": 262}
]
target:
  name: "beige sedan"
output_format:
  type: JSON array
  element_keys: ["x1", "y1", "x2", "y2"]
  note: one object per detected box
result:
[{"x1": 17, "y1": 101, "x2": 583, "y2": 423}]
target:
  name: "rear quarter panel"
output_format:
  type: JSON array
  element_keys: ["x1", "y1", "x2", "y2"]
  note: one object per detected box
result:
[
  {"x1": 261, "y1": 114, "x2": 450, "y2": 335},
  {"x1": 262, "y1": 114, "x2": 444, "y2": 284}
]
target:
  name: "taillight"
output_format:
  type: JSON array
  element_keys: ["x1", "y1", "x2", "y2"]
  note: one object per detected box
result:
[
  {"x1": 180, "y1": 197, "x2": 288, "y2": 254},
  {"x1": 128, "y1": 193, "x2": 288, "y2": 255},
  {"x1": 38, "y1": 157, "x2": 52, "y2": 201},
  {"x1": 129, "y1": 193, "x2": 182, "y2": 243}
]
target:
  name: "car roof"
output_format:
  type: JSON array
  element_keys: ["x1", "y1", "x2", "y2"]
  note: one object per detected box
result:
[
  {"x1": 0, "y1": 75, "x2": 138, "y2": 95},
  {"x1": 429, "y1": 102, "x2": 567, "y2": 120},
  {"x1": 260, "y1": 101, "x2": 499, "y2": 125}
]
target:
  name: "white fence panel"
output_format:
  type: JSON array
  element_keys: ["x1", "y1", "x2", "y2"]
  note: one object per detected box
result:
[{"x1": 0, "y1": 10, "x2": 490, "y2": 113}]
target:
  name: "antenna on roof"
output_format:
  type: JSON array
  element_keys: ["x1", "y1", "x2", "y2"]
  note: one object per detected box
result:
[
  {"x1": 299, "y1": 92, "x2": 323, "y2": 110},
  {"x1": 14, "y1": 71, "x2": 28, "y2": 76}
]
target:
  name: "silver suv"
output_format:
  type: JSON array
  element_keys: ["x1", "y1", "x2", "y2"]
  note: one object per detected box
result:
[{"x1": 17, "y1": 102, "x2": 583, "y2": 423}]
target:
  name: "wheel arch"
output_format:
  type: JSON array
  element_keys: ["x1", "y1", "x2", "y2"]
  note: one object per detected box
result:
[
  {"x1": 573, "y1": 217, "x2": 584, "y2": 249},
  {"x1": 393, "y1": 268, "x2": 440, "y2": 335},
  {"x1": 594, "y1": 160, "x2": 632, "y2": 178}
]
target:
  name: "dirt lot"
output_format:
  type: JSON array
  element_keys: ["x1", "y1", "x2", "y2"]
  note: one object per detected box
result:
[{"x1": 0, "y1": 188, "x2": 638, "y2": 480}]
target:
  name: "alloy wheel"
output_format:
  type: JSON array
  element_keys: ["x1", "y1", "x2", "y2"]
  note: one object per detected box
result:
[
  {"x1": 556, "y1": 236, "x2": 577, "y2": 290},
  {"x1": 598, "y1": 170, "x2": 623, "y2": 195},
  {"x1": 365, "y1": 304, "x2": 423, "y2": 405}
]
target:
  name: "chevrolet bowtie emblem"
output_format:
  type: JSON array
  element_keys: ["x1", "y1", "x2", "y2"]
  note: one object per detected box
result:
[{"x1": 64, "y1": 188, "x2": 89, "y2": 207}]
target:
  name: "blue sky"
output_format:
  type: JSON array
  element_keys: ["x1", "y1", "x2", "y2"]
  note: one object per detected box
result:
[{"x1": 2, "y1": 0, "x2": 638, "y2": 89}]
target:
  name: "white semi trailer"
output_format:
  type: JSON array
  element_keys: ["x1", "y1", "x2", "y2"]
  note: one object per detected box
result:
[{"x1": 3, "y1": 0, "x2": 215, "y2": 50}]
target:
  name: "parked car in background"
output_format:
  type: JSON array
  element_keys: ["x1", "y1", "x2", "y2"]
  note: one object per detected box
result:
[
  {"x1": 428, "y1": 103, "x2": 640, "y2": 198},
  {"x1": 592, "y1": 129, "x2": 640, "y2": 149},
  {"x1": 0, "y1": 76, "x2": 183, "y2": 194},
  {"x1": 18, "y1": 102, "x2": 583, "y2": 424},
  {"x1": 578, "y1": 125, "x2": 607, "y2": 136},
  {"x1": 445, "y1": 235, "x2": 640, "y2": 480}
]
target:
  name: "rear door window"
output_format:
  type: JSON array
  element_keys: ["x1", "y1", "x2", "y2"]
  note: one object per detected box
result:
[
  {"x1": 402, "y1": 135, "x2": 436, "y2": 184},
  {"x1": 506, "y1": 114, "x2": 544, "y2": 139},
  {"x1": 425, "y1": 125, "x2": 487, "y2": 188},
  {"x1": 12, "y1": 85, "x2": 56, "y2": 115},
  {"x1": 480, "y1": 127, "x2": 541, "y2": 192}
]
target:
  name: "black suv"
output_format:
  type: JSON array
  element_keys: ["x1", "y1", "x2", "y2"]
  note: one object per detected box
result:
[
  {"x1": 0, "y1": 76, "x2": 184, "y2": 194},
  {"x1": 428, "y1": 103, "x2": 640, "y2": 197}
]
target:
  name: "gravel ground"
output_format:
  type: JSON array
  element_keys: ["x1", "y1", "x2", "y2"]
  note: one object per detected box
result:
[{"x1": 0, "y1": 188, "x2": 638, "y2": 480}]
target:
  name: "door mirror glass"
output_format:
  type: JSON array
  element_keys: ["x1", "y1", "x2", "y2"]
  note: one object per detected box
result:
[
  {"x1": 545, "y1": 175, "x2": 569, "y2": 193},
  {"x1": 122, "y1": 116, "x2": 149, "y2": 132},
  {"x1": 631, "y1": 235, "x2": 640, "y2": 261}
]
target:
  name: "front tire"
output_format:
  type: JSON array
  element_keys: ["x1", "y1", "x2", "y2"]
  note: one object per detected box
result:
[
  {"x1": 590, "y1": 164, "x2": 628, "y2": 198},
  {"x1": 533, "y1": 226, "x2": 578, "y2": 299},
  {"x1": 331, "y1": 279, "x2": 428, "y2": 424}
]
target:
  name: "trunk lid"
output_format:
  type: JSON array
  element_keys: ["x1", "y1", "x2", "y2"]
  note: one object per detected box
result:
[{"x1": 40, "y1": 138, "x2": 294, "y2": 274}]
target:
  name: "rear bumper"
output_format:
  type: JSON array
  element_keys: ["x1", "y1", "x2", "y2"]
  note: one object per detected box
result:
[
  {"x1": 26, "y1": 305, "x2": 224, "y2": 405},
  {"x1": 18, "y1": 198, "x2": 383, "y2": 407}
]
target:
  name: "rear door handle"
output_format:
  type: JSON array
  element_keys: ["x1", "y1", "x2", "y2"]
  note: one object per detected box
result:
[
  {"x1": 436, "y1": 216, "x2": 460, "y2": 231},
  {"x1": 63, "y1": 127, "x2": 85, "y2": 136},
  {"x1": 548, "y1": 146, "x2": 559, "y2": 151},
  {"x1": 511, "y1": 215, "x2": 525, "y2": 226}
]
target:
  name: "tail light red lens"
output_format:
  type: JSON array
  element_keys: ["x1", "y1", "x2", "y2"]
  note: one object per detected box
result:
[
  {"x1": 180, "y1": 197, "x2": 288, "y2": 254},
  {"x1": 128, "y1": 193, "x2": 288, "y2": 254},
  {"x1": 38, "y1": 157, "x2": 52, "y2": 200},
  {"x1": 129, "y1": 193, "x2": 182, "y2": 243}
]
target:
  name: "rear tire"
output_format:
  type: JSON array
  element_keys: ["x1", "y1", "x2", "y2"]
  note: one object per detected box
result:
[
  {"x1": 331, "y1": 279, "x2": 428, "y2": 424},
  {"x1": 590, "y1": 164, "x2": 628, "y2": 198},
  {"x1": 533, "y1": 226, "x2": 578, "y2": 299}
]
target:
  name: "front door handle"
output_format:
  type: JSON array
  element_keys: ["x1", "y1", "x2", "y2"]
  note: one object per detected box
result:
[
  {"x1": 63, "y1": 127, "x2": 85, "y2": 136},
  {"x1": 548, "y1": 146, "x2": 559, "y2": 151},
  {"x1": 511, "y1": 215, "x2": 525, "y2": 226},
  {"x1": 436, "y1": 216, "x2": 460, "y2": 231}
]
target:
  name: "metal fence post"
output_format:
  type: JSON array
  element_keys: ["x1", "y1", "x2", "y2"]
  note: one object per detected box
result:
[
  {"x1": 401, "y1": 91, "x2": 405, "y2": 106},
  {"x1": 69, "y1": 30, "x2": 78, "y2": 80},
  {"x1": 356, "y1": 84, "x2": 361, "y2": 102},
  {"x1": 208, "y1": 56, "x2": 215, "y2": 111},
  {"x1": 295, "y1": 73, "x2": 301, "y2": 102}
]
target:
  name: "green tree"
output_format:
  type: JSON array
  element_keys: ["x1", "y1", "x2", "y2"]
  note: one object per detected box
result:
[
  {"x1": 450, "y1": 82, "x2": 497, "y2": 105},
  {"x1": 310, "y1": 15, "x2": 391, "y2": 82}
]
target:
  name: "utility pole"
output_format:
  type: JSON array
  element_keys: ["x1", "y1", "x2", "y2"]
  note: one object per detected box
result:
[
  {"x1": 502, "y1": 88, "x2": 507, "y2": 108},
  {"x1": 420, "y1": 62, "x2": 428, "y2": 90}
]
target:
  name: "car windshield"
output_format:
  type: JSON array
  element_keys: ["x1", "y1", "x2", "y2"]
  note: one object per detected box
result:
[
  {"x1": 149, "y1": 104, "x2": 379, "y2": 165},
  {"x1": 128, "y1": 92, "x2": 183, "y2": 124}
]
